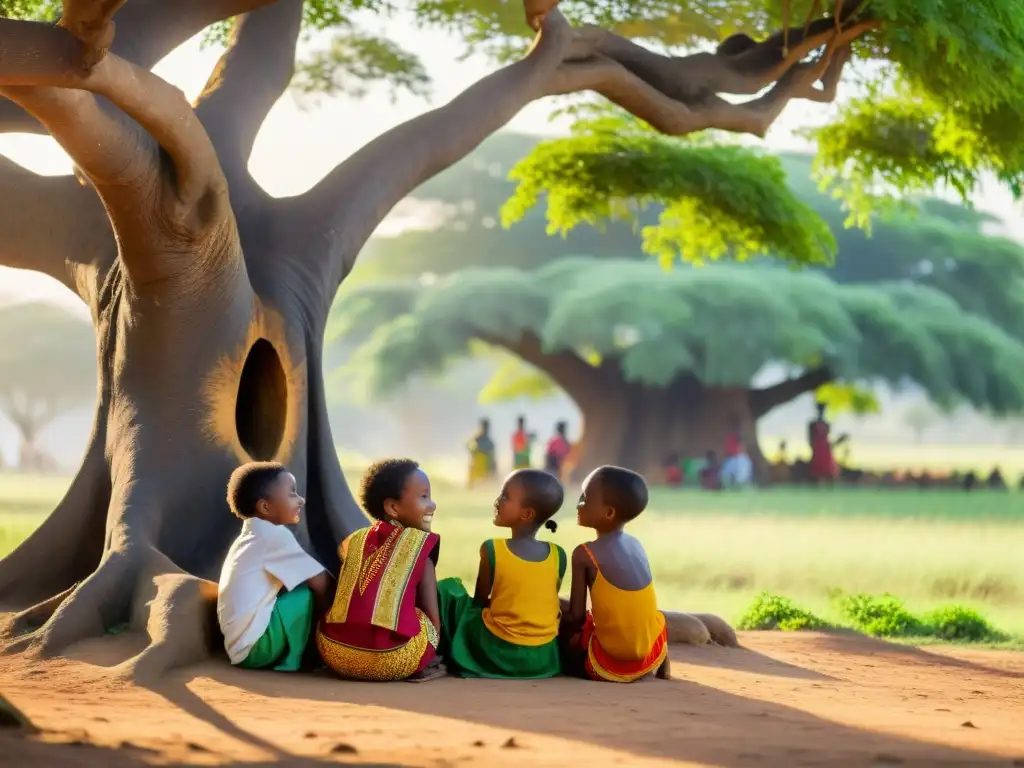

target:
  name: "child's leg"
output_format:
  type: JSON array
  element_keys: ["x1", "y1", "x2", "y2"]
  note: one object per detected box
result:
[{"x1": 655, "y1": 656, "x2": 672, "y2": 680}]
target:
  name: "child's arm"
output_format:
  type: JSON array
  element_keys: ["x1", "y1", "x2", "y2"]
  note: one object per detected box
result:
[
  {"x1": 561, "y1": 544, "x2": 592, "y2": 633},
  {"x1": 472, "y1": 542, "x2": 493, "y2": 606},
  {"x1": 305, "y1": 570, "x2": 335, "y2": 618},
  {"x1": 417, "y1": 558, "x2": 441, "y2": 632}
]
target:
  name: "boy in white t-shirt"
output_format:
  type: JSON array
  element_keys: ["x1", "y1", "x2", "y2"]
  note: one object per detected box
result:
[{"x1": 217, "y1": 462, "x2": 332, "y2": 671}]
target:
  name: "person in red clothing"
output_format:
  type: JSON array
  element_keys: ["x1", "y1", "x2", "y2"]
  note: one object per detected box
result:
[
  {"x1": 808, "y1": 402, "x2": 839, "y2": 485},
  {"x1": 544, "y1": 421, "x2": 571, "y2": 478}
]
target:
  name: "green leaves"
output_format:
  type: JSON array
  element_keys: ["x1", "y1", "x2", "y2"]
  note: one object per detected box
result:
[
  {"x1": 334, "y1": 256, "x2": 1024, "y2": 414},
  {"x1": 292, "y1": 30, "x2": 430, "y2": 102},
  {"x1": 502, "y1": 117, "x2": 836, "y2": 268}
]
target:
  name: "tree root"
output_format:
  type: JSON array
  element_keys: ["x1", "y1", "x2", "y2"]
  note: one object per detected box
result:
[
  {"x1": 115, "y1": 550, "x2": 219, "y2": 683},
  {"x1": 690, "y1": 613, "x2": 740, "y2": 647},
  {"x1": 662, "y1": 611, "x2": 712, "y2": 645},
  {"x1": 1, "y1": 542, "x2": 219, "y2": 680}
]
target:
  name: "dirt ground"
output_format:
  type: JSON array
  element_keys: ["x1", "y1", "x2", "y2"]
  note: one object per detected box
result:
[{"x1": 0, "y1": 627, "x2": 1022, "y2": 767}]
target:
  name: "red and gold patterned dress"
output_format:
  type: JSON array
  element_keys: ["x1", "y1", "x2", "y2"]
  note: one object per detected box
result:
[{"x1": 316, "y1": 521, "x2": 440, "y2": 681}]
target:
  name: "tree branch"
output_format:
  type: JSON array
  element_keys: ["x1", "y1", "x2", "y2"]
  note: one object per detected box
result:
[
  {"x1": 0, "y1": 154, "x2": 113, "y2": 302},
  {"x1": 551, "y1": 24, "x2": 865, "y2": 139},
  {"x1": 0, "y1": 0, "x2": 282, "y2": 135},
  {"x1": 749, "y1": 366, "x2": 833, "y2": 418},
  {"x1": 281, "y1": 9, "x2": 575, "y2": 297},
  {"x1": 0, "y1": 18, "x2": 225, "y2": 215},
  {"x1": 194, "y1": 0, "x2": 304, "y2": 203}
]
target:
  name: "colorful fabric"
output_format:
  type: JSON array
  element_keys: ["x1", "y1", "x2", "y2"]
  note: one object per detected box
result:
[
  {"x1": 511, "y1": 430, "x2": 533, "y2": 469},
  {"x1": 438, "y1": 577, "x2": 561, "y2": 679},
  {"x1": 468, "y1": 434, "x2": 496, "y2": 485},
  {"x1": 724, "y1": 432, "x2": 742, "y2": 458},
  {"x1": 316, "y1": 609, "x2": 439, "y2": 681},
  {"x1": 576, "y1": 544, "x2": 668, "y2": 683},
  {"x1": 482, "y1": 539, "x2": 565, "y2": 647},
  {"x1": 318, "y1": 522, "x2": 440, "y2": 681},
  {"x1": 574, "y1": 612, "x2": 668, "y2": 683},
  {"x1": 238, "y1": 584, "x2": 315, "y2": 672},
  {"x1": 218, "y1": 516, "x2": 325, "y2": 664}
]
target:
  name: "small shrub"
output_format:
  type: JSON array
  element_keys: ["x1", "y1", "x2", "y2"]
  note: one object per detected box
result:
[
  {"x1": 923, "y1": 605, "x2": 1007, "y2": 643},
  {"x1": 836, "y1": 592, "x2": 926, "y2": 638},
  {"x1": 737, "y1": 592, "x2": 828, "y2": 631}
]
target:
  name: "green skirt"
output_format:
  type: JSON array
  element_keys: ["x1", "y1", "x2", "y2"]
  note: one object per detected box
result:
[
  {"x1": 238, "y1": 584, "x2": 314, "y2": 672},
  {"x1": 437, "y1": 577, "x2": 561, "y2": 679}
]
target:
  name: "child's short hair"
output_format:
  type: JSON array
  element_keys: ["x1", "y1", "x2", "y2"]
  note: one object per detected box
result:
[
  {"x1": 510, "y1": 469, "x2": 564, "y2": 531},
  {"x1": 359, "y1": 458, "x2": 421, "y2": 522},
  {"x1": 592, "y1": 465, "x2": 648, "y2": 522},
  {"x1": 227, "y1": 461, "x2": 288, "y2": 520}
]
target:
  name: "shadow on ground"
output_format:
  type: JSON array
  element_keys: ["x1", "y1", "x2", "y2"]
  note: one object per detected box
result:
[
  {"x1": 0, "y1": 729, "x2": 403, "y2": 767},
  {"x1": 145, "y1": 643, "x2": 1018, "y2": 767}
]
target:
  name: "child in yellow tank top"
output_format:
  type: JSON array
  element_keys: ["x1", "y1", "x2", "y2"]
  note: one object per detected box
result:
[
  {"x1": 437, "y1": 469, "x2": 566, "y2": 678},
  {"x1": 560, "y1": 466, "x2": 670, "y2": 683}
]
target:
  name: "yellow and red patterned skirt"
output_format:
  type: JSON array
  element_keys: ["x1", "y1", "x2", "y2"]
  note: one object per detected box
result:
[
  {"x1": 316, "y1": 610, "x2": 439, "y2": 682},
  {"x1": 573, "y1": 612, "x2": 668, "y2": 683}
]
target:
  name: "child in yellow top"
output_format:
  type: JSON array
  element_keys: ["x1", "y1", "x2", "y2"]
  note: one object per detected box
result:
[
  {"x1": 561, "y1": 466, "x2": 670, "y2": 683},
  {"x1": 437, "y1": 469, "x2": 566, "y2": 678}
]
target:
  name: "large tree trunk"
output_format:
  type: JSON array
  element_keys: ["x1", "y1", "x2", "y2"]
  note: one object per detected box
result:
[
  {"x1": 0, "y1": 253, "x2": 365, "y2": 676},
  {"x1": 547, "y1": 367, "x2": 831, "y2": 485},
  {"x1": 562, "y1": 376, "x2": 764, "y2": 482}
]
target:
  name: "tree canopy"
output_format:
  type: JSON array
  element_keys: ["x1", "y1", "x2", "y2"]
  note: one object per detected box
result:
[
  {"x1": 8, "y1": 0, "x2": 1024, "y2": 271},
  {"x1": 336, "y1": 257, "x2": 1024, "y2": 416}
]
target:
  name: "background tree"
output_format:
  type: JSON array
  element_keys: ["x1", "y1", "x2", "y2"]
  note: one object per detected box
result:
[
  {"x1": 902, "y1": 403, "x2": 939, "y2": 445},
  {"x1": 2, "y1": 0, "x2": 1023, "y2": 673},
  {"x1": 337, "y1": 258, "x2": 1024, "y2": 478},
  {"x1": 0, "y1": 302, "x2": 96, "y2": 472}
]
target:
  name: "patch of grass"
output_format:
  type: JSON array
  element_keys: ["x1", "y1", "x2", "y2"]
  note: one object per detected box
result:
[
  {"x1": 835, "y1": 592, "x2": 927, "y2": 638},
  {"x1": 737, "y1": 592, "x2": 829, "y2": 631},
  {"x1": 742, "y1": 590, "x2": 1015, "y2": 645}
]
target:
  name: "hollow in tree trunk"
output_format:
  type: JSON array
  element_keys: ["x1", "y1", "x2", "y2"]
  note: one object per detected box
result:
[{"x1": 0, "y1": 0, "x2": 872, "y2": 671}]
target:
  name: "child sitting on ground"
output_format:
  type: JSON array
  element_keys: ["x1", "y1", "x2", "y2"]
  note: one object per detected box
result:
[
  {"x1": 316, "y1": 459, "x2": 445, "y2": 682},
  {"x1": 217, "y1": 462, "x2": 332, "y2": 671},
  {"x1": 560, "y1": 466, "x2": 670, "y2": 683},
  {"x1": 437, "y1": 469, "x2": 566, "y2": 678}
]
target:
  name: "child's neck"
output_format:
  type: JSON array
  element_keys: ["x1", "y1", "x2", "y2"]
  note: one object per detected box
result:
[
  {"x1": 594, "y1": 525, "x2": 625, "y2": 540},
  {"x1": 509, "y1": 525, "x2": 540, "y2": 541}
]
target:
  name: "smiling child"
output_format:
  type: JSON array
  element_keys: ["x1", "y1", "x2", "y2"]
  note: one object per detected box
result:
[
  {"x1": 437, "y1": 469, "x2": 566, "y2": 679},
  {"x1": 217, "y1": 461, "x2": 332, "y2": 672},
  {"x1": 316, "y1": 458, "x2": 445, "y2": 682}
]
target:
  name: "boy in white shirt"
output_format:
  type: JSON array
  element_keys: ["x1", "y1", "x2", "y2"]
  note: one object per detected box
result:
[{"x1": 217, "y1": 462, "x2": 332, "y2": 671}]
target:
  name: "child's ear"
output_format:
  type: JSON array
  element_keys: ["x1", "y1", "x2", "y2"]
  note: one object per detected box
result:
[
  {"x1": 603, "y1": 506, "x2": 617, "y2": 521},
  {"x1": 255, "y1": 499, "x2": 270, "y2": 518},
  {"x1": 522, "y1": 507, "x2": 537, "y2": 523},
  {"x1": 383, "y1": 499, "x2": 400, "y2": 520}
]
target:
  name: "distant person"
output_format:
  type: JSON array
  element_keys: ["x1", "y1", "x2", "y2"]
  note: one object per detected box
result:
[
  {"x1": 217, "y1": 462, "x2": 332, "y2": 672},
  {"x1": 700, "y1": 450, "x2": 722, "y2": 491},
  {"x1": 808, "y1": 403, "x2": 846, "y2": 486},
  {"x1": 664, "y1": 451, "x2": 683, "y2": 487},
  {"x1": 560, "y1": 466, "x2": 670, "y2": 682},
  {"x1": 770, "y1": 440, "x2": 791, "y2": 484},
  {"x1": 511, "y1": 415, "x2": 536, "y2": 470},
  {"x1": 962, "y1": 470, "x2": 978, "y2": 492},
  {"x1": 467, "y1": 418, "x2": 496, "y2": 488},
  {"x1": 437, "y1": 469, "x2": 566, "y2": 679},
  {"x1": 720, "y1": 418, "x2": 753, "y2": 488},
  {"x1": 987, "y1": 466, "x2": 1007, "y2": 490},
  {"x1": 544, "y1": 421, "x2": 571, "y2": 478}
]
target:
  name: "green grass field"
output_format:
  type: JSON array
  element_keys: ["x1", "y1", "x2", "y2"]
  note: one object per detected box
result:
[{"x1": 2, "y1": 467, "x2": 1022, "y2": 643}]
